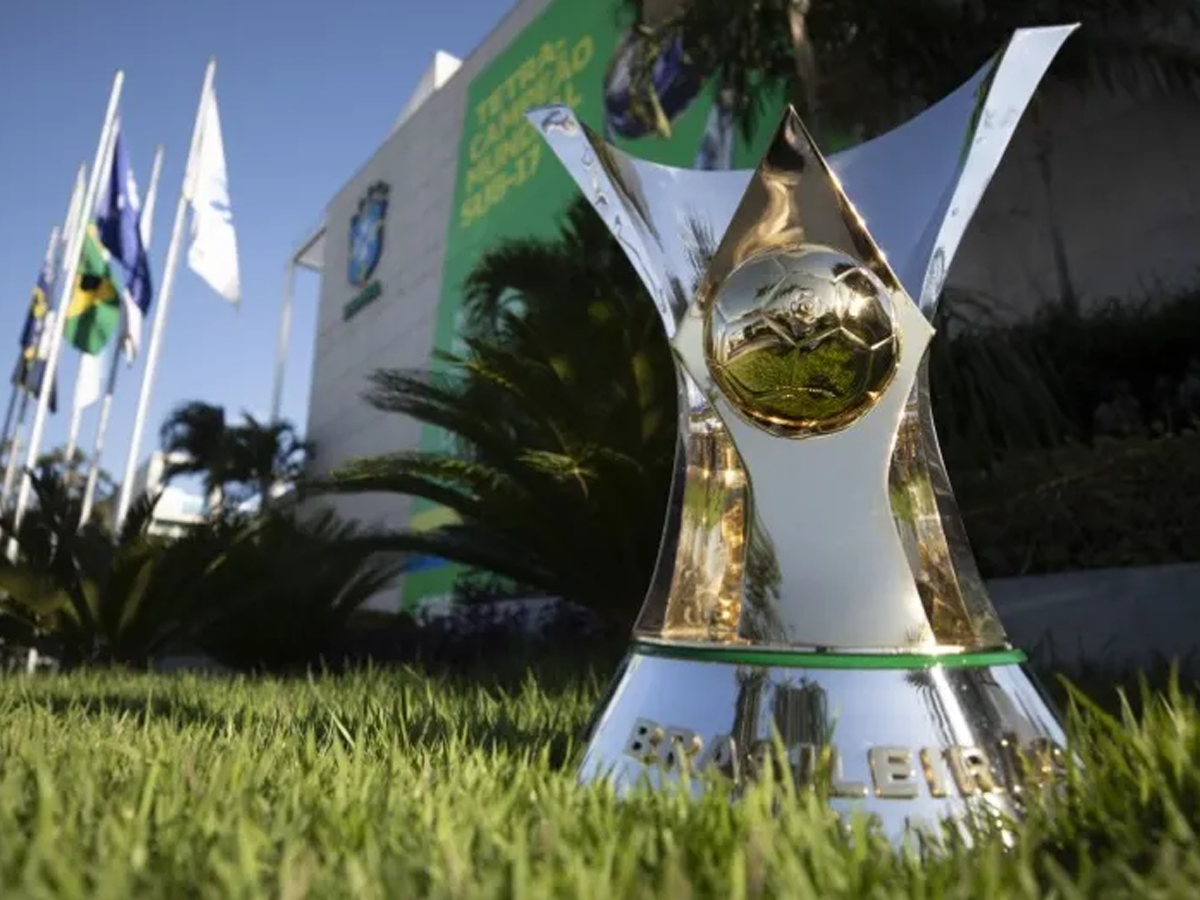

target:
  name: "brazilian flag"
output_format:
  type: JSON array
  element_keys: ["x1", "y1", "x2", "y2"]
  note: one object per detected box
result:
[{"x1": 64, "y1": 223, "x2": 123, "y2": 355}]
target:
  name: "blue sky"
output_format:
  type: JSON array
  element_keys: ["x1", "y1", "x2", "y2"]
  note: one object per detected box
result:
[{"x1": 0, "y1": 0, "x2": 512, "y2": 483}]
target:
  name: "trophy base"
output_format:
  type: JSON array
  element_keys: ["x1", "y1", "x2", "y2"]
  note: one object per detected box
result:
[{"x1": 579, "y1": 642, "x2": 1068, "y2": 842}]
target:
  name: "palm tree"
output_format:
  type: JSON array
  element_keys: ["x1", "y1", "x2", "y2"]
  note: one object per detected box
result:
[
  {"x1": 159, "y1": 402, "x2": 311, "y2": 515},
  {"x1": 23, "y1": 445, "x2": 120, "y2": 525},
  {"x1": 0, "y1": 466, "x2": 397, "y2": 670},
  {"x1": 35, "y1": 445, "x2": 89, "y2": 491},
  {"x1": 316, "y1": 197, "x2": 679, "y2": 632},
  {"x1": 226, "y1": 413, "x2": 312, "y2": 510},
  {"x1": 0, "y1": 468, "x2": 221, "y2": 667},
  {"x1": 159, "y1": 400, "x2": 232, "y2": 513},
  {"x1": 192, "y1": 509, "x2": 403, "y2": 672}
]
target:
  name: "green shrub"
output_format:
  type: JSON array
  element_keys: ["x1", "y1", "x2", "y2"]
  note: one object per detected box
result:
[{"x1": 955, "y1": 432, "x2": 1200, "y2": 577}]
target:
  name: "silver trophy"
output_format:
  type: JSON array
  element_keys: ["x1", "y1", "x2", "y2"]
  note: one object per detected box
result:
[{"x1": 529, "y1": 25, "x2": 1078, "y2": 839}]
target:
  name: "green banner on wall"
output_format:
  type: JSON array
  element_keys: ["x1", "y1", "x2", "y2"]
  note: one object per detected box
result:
[{"x1": 402, "y1": 0, "x2": 777, "y2": 611}]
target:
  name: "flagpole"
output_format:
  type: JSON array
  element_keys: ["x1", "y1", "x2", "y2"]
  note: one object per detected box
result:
[
  {"x1": 1, "y1": 225, "x2": 64, "y2": 513},
  {"x1": 8, "y1": 71, "x2": 124, "y2": 554},
  {"x1": 269, "y1": 262, "x2": 296, "y2": 425},
  {"x1": 0, "y1": 394, "x2": 30, "y2": 514},
  {"x1": 0, "y1": 386, "x2": 18, "y2": 466},
  {"x1": 114, "y1": 58, "x2": 216, "y2": 532},
  {"x1": 63, "y1": 109, "x2": 129, "y2": 492},
  {"x1": 79, "y1": 143, "x2": 165, "y2": 528},
  {"x1": 63, "y1": 390, "x2": 84, "y2": 478}
]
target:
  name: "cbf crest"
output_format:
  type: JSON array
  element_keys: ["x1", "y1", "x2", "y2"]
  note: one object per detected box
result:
[{"x1": 348, "y1": 181, "x2": 389, "y2": 288}]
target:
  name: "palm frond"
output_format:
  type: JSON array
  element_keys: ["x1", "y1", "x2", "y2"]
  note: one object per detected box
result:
[
  {"x1": 305, "y1": 194, "x2": 678, "y2": 627},
  {"x1": 189, "y1": 511, "x2": 406, "y2": 670},
  {"x1": 0, "y1": 564, "x2": 71, "y2": 617},
  {"x1": 119, "y1": 489, "x2": 163, "y2": 544},
  {"x1": 316, "y1": 455, "x2": 488, "y2": 516}
]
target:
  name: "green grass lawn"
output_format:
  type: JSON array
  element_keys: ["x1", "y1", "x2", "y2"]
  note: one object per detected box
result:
[{"x1": 0, "y1": 663, "x2": 1198, "y2": 899}]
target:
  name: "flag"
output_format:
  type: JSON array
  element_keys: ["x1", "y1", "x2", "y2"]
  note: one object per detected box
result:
[
  {"x1": 11, "y1": 269, "x2": 58, "y2": 413},
  {"x1": 64, "y1": 224, "x2": 124, "y2": 354},
  {"x1": 73, "y1": 348, "x2": 105, "y2": 412},
  {"x1": 61, "y1": 168, "x2": 87, "y2": 275},
  {"x1": 187, "y1": 86, "x2": 240, "y2": 303},
  {"x1": 95, "y1": 127, "x2": 153, "y2": 359}
]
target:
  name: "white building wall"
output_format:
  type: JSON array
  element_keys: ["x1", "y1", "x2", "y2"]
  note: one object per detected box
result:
[
  {"x1": 126, "y1": 450, "x2": 206, "y2": 536},
  {"x1": 951, "y1": 86, "x2": 1200, "y2": 317},
  {"x1": 303, "y1": 0, "x2": 557, "y2": 580}
]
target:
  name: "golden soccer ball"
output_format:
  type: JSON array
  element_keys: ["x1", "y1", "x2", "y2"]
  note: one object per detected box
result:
[{"x1": 704, "y1": 244, "x2": 900, "y2": 437}]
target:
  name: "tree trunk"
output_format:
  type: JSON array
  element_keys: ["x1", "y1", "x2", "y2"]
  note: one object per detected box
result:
[
  {"x1": 787, "y1": 0, "x2": 822, "y2": 142},
  {"x1": 207, "y1": 485, "x2": 224, "y2": 519},
  {"x1": 1032, "y1": 101, "x2": 1079, "y2": 313},
  {"x1": 640, "y1": 0, "x2": 678, "y2": 29}
]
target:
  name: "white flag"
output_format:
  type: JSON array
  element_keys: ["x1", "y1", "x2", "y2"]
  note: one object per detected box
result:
[
  {"x1": 60, "y1": 168, "x2": 87, "y2": 279},
  {"x1": 37, "y1": 310, "x2": 57, "y2": 359},
  {"x1": 74, "y1": 349, "x2": 105, "y2": 413},
  {"x1": 186, "y1": 86, "x2": 240, "y2": 303}
]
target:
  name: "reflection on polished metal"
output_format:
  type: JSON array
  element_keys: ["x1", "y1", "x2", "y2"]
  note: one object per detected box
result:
[
  {"x1": 529, "y1": 25, "x2": 1079, "y2": 839},
  {"x1": 609, "y1": 652, "x2": 1068, "y2": 818}
]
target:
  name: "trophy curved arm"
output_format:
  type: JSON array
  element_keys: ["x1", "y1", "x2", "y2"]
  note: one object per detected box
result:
[
  {"x1": 835, "y1": 24, "x2": 1077, "y2": 646},
  {"x1": 828, "y1": 24, "x2": 1077, "y2": 315},
  {"x1": 526, "y1": 104, "x2": 762, "y2": 642},
  {"x1": 525, "y1": 105, "x2": 754, "y2": 339}
]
